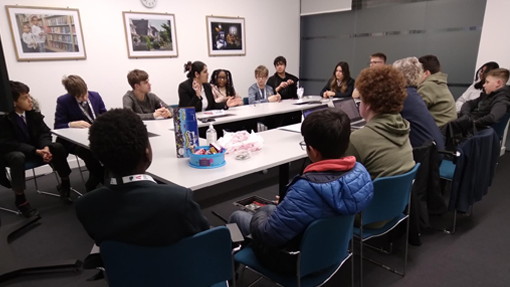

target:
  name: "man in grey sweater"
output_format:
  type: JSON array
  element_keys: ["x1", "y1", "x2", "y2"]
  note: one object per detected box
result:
[{"x1": 123, "y1": 69, "x2": 172, "y2": 120}]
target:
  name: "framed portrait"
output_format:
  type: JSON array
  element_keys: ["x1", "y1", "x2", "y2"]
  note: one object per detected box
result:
[
  {"x1": 206, "y1": 16, "x2": 246, "y2": 57},
  {"x1": 122, "y1": 11, "x2": 178, "y2": 59},
  {"x1": 5, "y1": 6, "x2": 86, "y2": 61}
]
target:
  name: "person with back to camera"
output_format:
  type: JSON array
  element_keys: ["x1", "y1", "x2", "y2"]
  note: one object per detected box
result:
[
  {"x1": 320, "y1": 61, "x2": 355, "y2": 99},
  {"x1": 178, "y1": 61, "x2": 242, "y2": 112}
]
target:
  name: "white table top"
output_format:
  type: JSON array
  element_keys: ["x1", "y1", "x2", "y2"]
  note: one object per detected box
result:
[{"x1": 51, "y1": 126, "x2": 306, "y2": 191}]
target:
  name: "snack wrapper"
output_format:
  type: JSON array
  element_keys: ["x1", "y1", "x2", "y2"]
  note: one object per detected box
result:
[{"x1": 217, "y1": 130, "x2": 264, "y2": 154}]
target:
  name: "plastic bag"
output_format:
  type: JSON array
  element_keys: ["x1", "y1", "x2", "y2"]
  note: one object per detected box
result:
[{"x1": 217, "y1": 130, "x2": 264, "y2": 154}]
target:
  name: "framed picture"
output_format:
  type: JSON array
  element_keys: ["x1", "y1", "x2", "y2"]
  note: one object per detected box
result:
[
  {"x1": 206, "y1": 16, "x2": 246, "y2": 57},
  {"x1": 122, "y1": 11, "x2": 178, "y2": 59},
  {"x1": 5, "y1": 6, "x2": 86, "y2": 61}
]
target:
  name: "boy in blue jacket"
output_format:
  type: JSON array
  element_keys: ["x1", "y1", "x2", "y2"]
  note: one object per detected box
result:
[{"x1": 229, "y1": 108, "x2": 374, "y2": 273}]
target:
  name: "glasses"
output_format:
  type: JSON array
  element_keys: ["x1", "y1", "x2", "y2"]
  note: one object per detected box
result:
[{"x1": 299, "y1": 141, "x2": 307, "y2": 150}]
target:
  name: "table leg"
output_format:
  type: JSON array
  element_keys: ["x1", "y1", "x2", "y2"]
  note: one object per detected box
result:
[{"x1": 279, "y1": 163, "x2": 290, "y2": 201}]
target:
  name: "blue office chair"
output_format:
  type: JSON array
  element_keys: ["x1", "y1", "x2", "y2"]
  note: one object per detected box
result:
[
  {"x1": 100, "y1": 227, "x2": 236, "y2": 287},
  {"x1": 1, "y1": 159, "x2": 64, "y2": 215},
  {"x1": 354, "y1": 163, "x2": 420, "y2": 284},
  {"x1": 235, "y1": 215, "x2": 355, "y2": 287},
  {"x1": 491, "y1": 112, "x2": 510, "y2": 156}
]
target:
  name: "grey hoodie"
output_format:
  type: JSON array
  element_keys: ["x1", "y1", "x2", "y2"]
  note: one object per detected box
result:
[
  {"x1": 122, "y1": 90, "x2": 170, "y2": 120},
  {"x1": 345, "y1": 113, "x2": 415, "y2": 180}
]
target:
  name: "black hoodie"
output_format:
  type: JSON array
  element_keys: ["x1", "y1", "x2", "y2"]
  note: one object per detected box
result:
[{"x1": 460, "y1": 85, "x2": 510, "y2": 128}]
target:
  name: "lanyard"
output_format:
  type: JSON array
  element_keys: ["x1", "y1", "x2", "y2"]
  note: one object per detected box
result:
[
  {"x1": 77, "y1": 98, "x2": 96, "y2": 123},
  {"x1": 259, "y1": 88, "x2": 265, "y2": 99},
  {"x1": 110, "y1": 174, "x2": 156, "y2": 185}
]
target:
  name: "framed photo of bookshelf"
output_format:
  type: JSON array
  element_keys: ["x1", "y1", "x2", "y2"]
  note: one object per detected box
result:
[
  {"x1": 122, "y1": 12, "x2": 178, "y2": 59},
  {"x1": 206, "y1": 16, "x2": 246, "y2": 57},
  {"x1": 6, "y1": 6, "x2": 86, "y2": 61}
]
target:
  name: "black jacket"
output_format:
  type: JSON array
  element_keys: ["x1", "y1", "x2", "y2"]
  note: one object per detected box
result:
[
  {"x1": 178, "y1": 78, "x2": 226, "y2": 112},
  {"x1": 75, "y1": 180, "x2": 209, "y2": 246},
  {"x1": 449, "y1": 128, "x2": 500, "y2": 213},
  {"x1": 0, "y1": 111, "x2": 53, "y2": 157},
  {"x1": 319, "y1": 78, "x2": 355, "y2": 98},
  {"x1": 267, "y1": 72, "x2": 299, "y2": 100},
  {"x1": 460, "y1": 86, "x2": 510, "y2": 128}
]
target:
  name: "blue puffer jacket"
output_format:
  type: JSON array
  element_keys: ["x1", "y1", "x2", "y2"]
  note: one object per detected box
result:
[{"x1": 250, "y1": 157, "x2": 373, "y2": 248}]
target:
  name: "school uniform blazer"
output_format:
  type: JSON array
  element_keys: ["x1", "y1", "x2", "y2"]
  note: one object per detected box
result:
[
  {"x1": 54, "y1": 91, "x2": 107, "y2": 129},
  {"x1": 178, "y1": 78, "x2": 227, "y2": 112}
]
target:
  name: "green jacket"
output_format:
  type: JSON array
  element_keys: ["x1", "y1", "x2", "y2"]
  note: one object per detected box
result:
[
  {"x1": 345, "y1": 113, "x2": 415, "y2": 180},
  {"x1": 417, "y1": 72, "x2": 457, "y2": 128}
]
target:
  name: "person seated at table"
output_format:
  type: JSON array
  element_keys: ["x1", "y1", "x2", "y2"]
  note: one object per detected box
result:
[
  {"x1": 393, "y1": 57, "x2": 445, "y2": 150},
  {"x1": 123, "y1": 69, "x2": 172, "y2": 120},
  {"x1": 346, "y1": 65, "x2": 415, "y2": 180},
  {"x1": 209, "y1": 69, "x2": 243, "y2": 106},
  {"x1": 76, "y1": 109, "x2": 209, "y2": 246},
  {"x1": 267, "y1": 56, "x2": 299, "y2": 100},
  {"x1": 0, "y1": 81, "x2": 74, "y2": 217},
  {"x1": 456, "y1": 61, "x2": 499, "y2": 112},
  {"x1": 320, "y1": 61, "x2": 355, "y2": 99},
  {"x1": 178, "y1": 61, "x2": 242, "y2": 112},
  {"x1": 248, "y1": 65, "x2": 281, "y2": 104},
  {"x1": 446, "y1": 68, "x2": 510, "y2": 137},
  {"x1": 417, "y1": 55, "x2": 457, "y2": 128},
  {"x1": 369, "y1": 52, "x2": 387, "y2": 67},
  {"x1": 55, "y1": 75, "x2": 106, "y2": 192},
  {"x1": 228, "y1": 109, "x2": 374, "y2": 273}
]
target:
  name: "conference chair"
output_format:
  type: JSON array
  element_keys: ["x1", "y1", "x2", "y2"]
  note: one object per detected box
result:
[
  {"x1": 235, "y1": 215, "x2": 355, "y2": 287},
  {"x1": 491, "y1": 112, "x2": 510, "y2": 156},
  {"x1": 1, "y1": 159, "x2": 81, "y2": 215},
  {"x1": 438, "y1": 127, "x2": 500, "y2": 234},
  {"x1": 354, "y1": 164, "x2": 420, "y2": 285},
  {"x1": 100, "y1": 226, "x2": 237, "y2": 287}
]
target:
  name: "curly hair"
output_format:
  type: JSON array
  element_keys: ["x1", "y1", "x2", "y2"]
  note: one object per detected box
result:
[
  {"x1": 210, "y1": 69, "x2": 236, "y2": 97},
  {"x1": 355, "y1": 66, "x2": 407, "y2": 114},
  {"x1": 393, "y1": 57, "x2": 423, "y2": 87},
  {"x1": 89, "y1": 108, "x2": 149, "y2": 176}
]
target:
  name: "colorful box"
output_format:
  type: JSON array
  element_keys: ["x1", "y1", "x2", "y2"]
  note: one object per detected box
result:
[{"x1": 173, "y1": 108, "x2": 199, "y2": 158}]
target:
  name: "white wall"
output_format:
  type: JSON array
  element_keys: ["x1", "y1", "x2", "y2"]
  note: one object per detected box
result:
[
  {"x1": 0, "y1": 0, "x2": 300, "y2": 126},
  {"x1": 476, "y1": 0, "x2": 510, "y2": 72}
]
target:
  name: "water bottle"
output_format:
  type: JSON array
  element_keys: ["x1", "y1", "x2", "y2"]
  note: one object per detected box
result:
[{"x1": 206, "y1": 123, "x2": 217, "y2": 145}]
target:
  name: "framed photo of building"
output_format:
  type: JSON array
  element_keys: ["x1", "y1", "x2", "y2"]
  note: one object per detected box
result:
[
  {"x1": 206, "y1": 16, "x2": 246, "y2": 57},
  {"x1": 122, "y1": 12, "x2": 178, "y2": 59},
  {"x1": 5, "y1": 6, "x2": 86, "y2": 61}
]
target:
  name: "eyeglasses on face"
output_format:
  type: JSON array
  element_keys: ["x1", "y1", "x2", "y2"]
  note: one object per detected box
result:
[{"x1": 299, "y1": 141, "x2": 307, "y2": 150}]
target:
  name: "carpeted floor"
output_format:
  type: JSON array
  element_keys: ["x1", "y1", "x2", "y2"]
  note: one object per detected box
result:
[{"x1": 1, "y1": 153, "x2": 510, "y2": 287}]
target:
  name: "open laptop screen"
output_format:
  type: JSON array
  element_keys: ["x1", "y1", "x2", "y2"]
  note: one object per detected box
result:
[
  {"x1": 333, "y1": 99, "x2": 362, "y2": 122},
  {"x1": 302, "y1": 105, "x2": 328, "y2": 118}
]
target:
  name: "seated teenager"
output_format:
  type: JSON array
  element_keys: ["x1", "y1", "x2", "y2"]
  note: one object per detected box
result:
[
  {"x1": 178, "y1": 61, "x2": 241, "y2": 112},
  {"x1": 369, "y1": 52, "x2": 387, "y2": 67},
  {"x1": 393, "y1": 57, "x2": 445, "y2": 150},
  {"x1": 345, "y1": 66, "x2": 415, "y2": 180},
  {"x1": 76, "y1": 109, "x2": 209, "y2": 246},
  {"x1": 456, "y1": 62, "x2": 499, "y2": 112},
  {"x1": 248, "y1": 65, "x2": 281, "y2": 104},
  {"x1": 122, "y1": 69, "x2": 172, "y2": 120},
  {"x1": 229, "y1": 109, "x2": 373, "y2": 273},
  {"x1": 0, "y1": 81, "x2": 74, "y2": 216},
  {"x1": 55, "y1": 75, "x2": 106, "y2": 192},
  {"x1": 209, "y1": 69, "x2": 243, "y2": 106},
  {"x1": 267, "y1": 56, "x2": 299, "y2": 100},
  {"x1": 417, "y1": 55, "x2": 457, "y2": 128},
  {"x1": 320, "y1": 61, "x2": 355, "y2": 98},
  {"x1": 448, "y1": 68, "x2": 510, "y2": 136}
]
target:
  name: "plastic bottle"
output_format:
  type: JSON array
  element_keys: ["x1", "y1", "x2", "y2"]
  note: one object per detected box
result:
[{"x1": 206, "y1": 123, "x2": 217, "y2": 145}]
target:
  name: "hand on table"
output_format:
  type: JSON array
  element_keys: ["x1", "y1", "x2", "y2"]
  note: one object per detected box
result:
[
  {"x1": 70, "y1": 121, "x2": 91, "y2": 128},
  {"x1": 226, "y1": 97, "x2": 243, "y2": 107},
  {"x1": 323, "y1": 91, "x2": 335, "y2": 98}
]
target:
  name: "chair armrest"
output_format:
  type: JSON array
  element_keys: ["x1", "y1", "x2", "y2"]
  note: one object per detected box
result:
[{"x1": 437, "y1": 150, "x2": 461, "y2": 164}]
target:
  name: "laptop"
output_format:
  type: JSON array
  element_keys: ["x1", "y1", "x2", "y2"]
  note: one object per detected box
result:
[
  {"x1": 278, "y1": 104, "x2": 328, "y2": 133},
  {"x1": 333, "y1": 98, "x2": 366, "y2": 129}
]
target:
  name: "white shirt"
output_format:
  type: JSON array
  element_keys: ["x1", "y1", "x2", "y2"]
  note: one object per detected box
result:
[
  {"x1": 22, "y1": 32, "x2": 36, "y2": 46},
  {"x1": 200, "y1": 87, "x2": 208, "y2": 111},
  {"x1": 31, "y1": 25, "x2": 45, "y2": 43},
  {"x1": 456, "y1": 83, "x2": 482, "y2": 112},
  {"x1": 15, "y1": 111, "x2": 26, "y2": 123}
]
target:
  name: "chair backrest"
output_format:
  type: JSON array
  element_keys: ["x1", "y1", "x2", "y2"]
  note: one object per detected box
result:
[
  {"x1": 362, "y1": 163, "x2": 421, "y2": 226},
  {"x1": 299, "y1": 215, "x2": 355, "y2": 277},
  {"x1": 100, "y1": 226, "x2": 233, "y2": 287},
  {"x1": 491, "y1": 112, "x2": 510, "y2": 140}
]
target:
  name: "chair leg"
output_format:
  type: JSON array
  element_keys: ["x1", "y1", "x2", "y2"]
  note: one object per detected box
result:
[
  {"x1": 75, "y1": 155, "x2": 86, "y2": 186},
  {"x1": 359, "y1": 213, "x2": 363, "y2": 287},
  {"x1": 0, "y1": 206, "x2": 21, "y2": 215},
  {"x1": 34, "y1": 169, "x2": 59, "y2": 197},
  {"x1": 351, "y1": 237, "x2": 355, "y2": 287},
  {"x1": 403, "y1": 217, "x2": 410, "y2": 277}
]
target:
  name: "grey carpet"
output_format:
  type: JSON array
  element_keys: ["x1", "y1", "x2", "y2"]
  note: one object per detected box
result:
[{"x1": 1, "y1": 153, "x2": 510, "y2": 287}]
